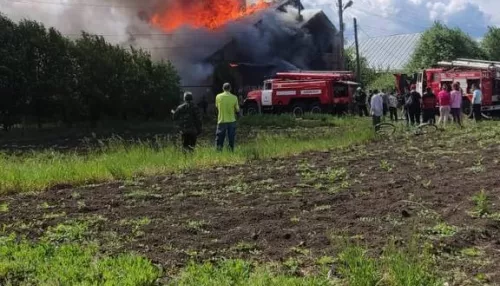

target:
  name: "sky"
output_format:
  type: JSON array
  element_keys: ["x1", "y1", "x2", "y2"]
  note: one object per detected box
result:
[
  {"x1": 302, "y1": 0, "x2": 496, "y2": 39},
  {"x1": 0, "y1": 0, "x2": 497, "y2": 41}
]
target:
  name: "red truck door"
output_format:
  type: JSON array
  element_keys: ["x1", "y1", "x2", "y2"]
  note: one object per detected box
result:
[{"x1": 481, "y1": 72, "x2": 493, "y2": 106}]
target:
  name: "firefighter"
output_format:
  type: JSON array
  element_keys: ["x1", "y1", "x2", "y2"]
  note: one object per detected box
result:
[
  {"x1": 354, "y1": 87, "x2": 369, "y2": 117},
  {"x1": 172, "y1": 91, "x2": 203, "y2": 152}
]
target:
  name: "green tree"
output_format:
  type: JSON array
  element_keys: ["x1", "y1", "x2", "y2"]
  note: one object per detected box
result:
[
  {"x1": 345, "y1": 47, "x2": 377, "y2": 87},
  {"x1": 0, "y1": 14, "x2": 22, "y2": 130},
  {"x1": 482, "y1": 26, "x2": 500, "y2": 61},
  {"x1": 45, "y1": 28, "x2": 81, "y2": 126},
  {"x1": 368, "y1": 73, "x2": 396, "y2": 92},
  {"x1": 407, "y1": 22, "x2": 484, "y2": 71},
  {"x1": 0, "y1": 13, "x2": 182, "y2": 129}
]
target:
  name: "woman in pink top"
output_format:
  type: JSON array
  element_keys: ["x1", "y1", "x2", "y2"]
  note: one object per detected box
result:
[
  {"x1": 437, "y1": 84, "x2": 451, "y2": 126},
  {"x1": 450, "y1": 82, "x2": 463, "y2": 127}
]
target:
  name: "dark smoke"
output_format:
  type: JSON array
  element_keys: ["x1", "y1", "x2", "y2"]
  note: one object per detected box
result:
[{"x1": 2, "y1": 1, "x2": 331, "y2": 86}]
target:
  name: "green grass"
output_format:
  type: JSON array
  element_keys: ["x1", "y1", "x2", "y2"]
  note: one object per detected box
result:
[
  {"x1": 238, "y1": 113, "x2": 337, "y2": 128},
  {"x1": 0, "y1": 116, "x2": 373, "y2": 194},
  {"x1": 173, "y1": 259, "x2": 330, "y2": 286},
  {"x1": 336, "y1": 240, "x2": 442, "y2": 286},
  {"x1": 0, "y1": 235, "x2": 445, "y2": 286},
  {"x1": 0, "y1": 235, "x2": 160, "y2": 285}
]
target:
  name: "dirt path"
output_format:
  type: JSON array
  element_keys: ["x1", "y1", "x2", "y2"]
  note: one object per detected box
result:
[{"x1": 1, "y1": 126, "x2": 500, "y2": 284}]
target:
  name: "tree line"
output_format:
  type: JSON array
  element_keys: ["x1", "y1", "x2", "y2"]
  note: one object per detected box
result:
[
  {"x1": 0, "y1": 14, "x2": 181, "y2": 130},
  {"x1": 407, "y1": 22, "x2": 500, "y2": 71}
]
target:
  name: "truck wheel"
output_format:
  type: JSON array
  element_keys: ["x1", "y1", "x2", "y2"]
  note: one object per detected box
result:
[
  {"x1": 310, "y1": 103, "x2": 322, "y2": 114},
  {"x1": 244, "y1": 102, "x2": 259, "y2": 115},
  {"x1": 292, "y1": 104, "x2": 305, "y2": 117},
  {"x1": 462, "y1": 98, "x2": 471, "y2": 116}
]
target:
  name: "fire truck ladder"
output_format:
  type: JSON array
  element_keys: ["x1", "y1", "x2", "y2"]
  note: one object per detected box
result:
[
  {"x1": 290, "y1": 70, "x2": 354, "y2": 74},
  {"x1": 438, "y1": 58, "x2": 500, "y2": 70}
]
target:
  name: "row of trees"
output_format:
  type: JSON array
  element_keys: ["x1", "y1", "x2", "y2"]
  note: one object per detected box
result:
[{"x1": 0, "y1": 14, "x2": 181, "y2": 130}]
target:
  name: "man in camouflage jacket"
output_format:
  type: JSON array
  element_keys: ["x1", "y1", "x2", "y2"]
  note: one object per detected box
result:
[{"x1": 172, "y1": 92, "x2": 202, "y2": 152}]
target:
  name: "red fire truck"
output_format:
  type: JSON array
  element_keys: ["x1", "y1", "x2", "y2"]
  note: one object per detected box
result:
[
  {"x1": 243, "y1": 71, "x2": 360, "y2": 116},
  {"x1": 395, "y1": 58, "x2": 500, "y2": 114}
]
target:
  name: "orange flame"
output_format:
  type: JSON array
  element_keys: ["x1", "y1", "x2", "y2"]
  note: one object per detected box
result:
[{"x1": 151, "y1": 0, "x2": 270, "y2": 32}]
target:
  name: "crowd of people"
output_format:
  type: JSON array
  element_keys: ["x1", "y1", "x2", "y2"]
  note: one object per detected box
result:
[
  {"x1": 354, "y1": 82, "x2": 484, "y2": 131},
  {"x1": 172, "y1": 81, "x2": 485, "y2": 151}
]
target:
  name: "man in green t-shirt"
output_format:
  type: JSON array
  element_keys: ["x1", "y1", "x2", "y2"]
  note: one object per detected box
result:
[{"x1": 215, "y1": 83, "x2": 240, "y2": 151}]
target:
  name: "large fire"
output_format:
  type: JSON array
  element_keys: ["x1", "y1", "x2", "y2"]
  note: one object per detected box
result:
[{"x1": 151, "y1": 0, "x2": 271, "y2": 32}]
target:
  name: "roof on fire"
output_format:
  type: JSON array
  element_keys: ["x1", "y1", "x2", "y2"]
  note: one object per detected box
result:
[
  {"x1": 357, "y1": 33, "x2": 422, "y2": 71},
  {"x1": 205, "y1": 4, "x2": 337, "y2": 62}
]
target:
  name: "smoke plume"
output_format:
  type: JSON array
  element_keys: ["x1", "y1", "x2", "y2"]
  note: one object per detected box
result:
[{"x1": 2, "y1": 1, "x2": 324, "y2": 85}]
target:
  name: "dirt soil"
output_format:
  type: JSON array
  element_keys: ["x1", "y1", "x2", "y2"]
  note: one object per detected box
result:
[{"x1": 1, "y1": 127, "x2": 500, "y2": 284}]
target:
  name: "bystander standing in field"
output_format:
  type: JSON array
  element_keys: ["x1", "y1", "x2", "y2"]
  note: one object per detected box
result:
[
  {"x1": 405, "y1": 84, "x2": 422, "y2": 126},
  {"x1": 421, "y1": 87, "x2": 437, "y2": 124},
  {"x1": 437, "y1": 84, "x2": 451, "y2": 126},
  {"x1": 370, "y1": 89, "x2": 384, "y2": 131},
  {"x1": 450, "y1": 82, "x2": 463, "y2": 127},
  {"x1": 367, "y1": 90, "x2": 374, "y2": 108},
  {"x1": 381, "y1": 89, "x2": 389, "y2": 118},
  {"x1": 172, "y1": 92, "x2": 202, "y2": 152},
  {"x1": 471, "y1": 84, "x2": 482, "y2": 122},
  {"x1": 399, "y1": 88, "x2": 408, "y2": 122},
  {"x1": 215, "y1": 83, "x2": 240, "y2": 151},
  {"x1": 355, "y1": 87, "x2": 369, "y2": 117},
  {"x1": 388, "y1": 91, "x2": 398, "y2": 121}
]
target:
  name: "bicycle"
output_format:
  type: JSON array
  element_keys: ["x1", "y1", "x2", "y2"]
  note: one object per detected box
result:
[
  {"x1": 375, "y1": 122, "x2": 396, "y2": 137},
  {"x1": 414, "y1": 122, "x2": 439, "y2": 136}
]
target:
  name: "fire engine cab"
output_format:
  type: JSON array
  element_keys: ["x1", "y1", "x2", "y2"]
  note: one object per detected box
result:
[
  {"x1": 395, "y1": 58, "x2": 500, "y2": 114},
  {"x1": 243, "y1": 71, "x2": 359, "y2": 116}
]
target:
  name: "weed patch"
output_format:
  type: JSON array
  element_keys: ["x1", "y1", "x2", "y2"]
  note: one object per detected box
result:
[
  {"x1": 0, "y1": 235, "x2": 159, "y2": 285},
  {"x1": 43, "y1": 221, "x2": 90, "y2": 243},
  {"x1": 379, "y1": 160, "x2": 394, "y2": 172},
  {"x1": 174, "y1": 259, "x2": 330, "y2": 286},
  {"x1": 470, "y1": 189, "x2": 491, "y2": 217},
  {"x1": 185, "y1": 220, "x2": 209, "y2": 234},
  {"x1": 334, "y1": 240, "x2": 442, "y2": 286},
  {"x1": 425, "y1": 222, "x2": 458, "y2": 238}
]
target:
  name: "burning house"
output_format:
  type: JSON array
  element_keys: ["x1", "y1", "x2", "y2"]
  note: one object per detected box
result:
[{"x1": 144, "y1": 0, "x2": 342, "y2": 101}]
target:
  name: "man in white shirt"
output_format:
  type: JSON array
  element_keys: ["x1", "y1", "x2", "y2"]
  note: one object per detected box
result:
[
  {"x1": 370, "y1": 89, "x2": 384, "y2": 131},
  {"x1": 471, "y1": 84, "x2": 482, "y2": 122}
]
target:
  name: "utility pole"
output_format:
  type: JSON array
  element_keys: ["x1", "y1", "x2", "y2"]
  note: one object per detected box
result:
[
  {"x1": 354, "y1": 17, "x2": 361, "y2": 83},
  {"x1": 337, "y1": 0, "x2": 353, "y2": 70},
  {"x1": 338, "y1": 0, "x2": 344, "y2": 69}
]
